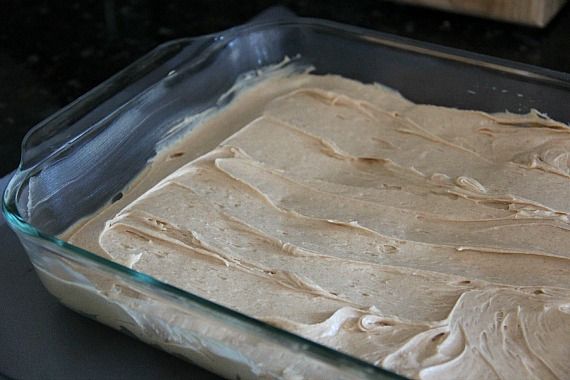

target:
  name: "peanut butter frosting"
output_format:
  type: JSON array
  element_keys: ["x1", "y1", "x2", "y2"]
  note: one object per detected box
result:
[{"x1": 65, "y1": 69, "x2": 570, "y2": 379}]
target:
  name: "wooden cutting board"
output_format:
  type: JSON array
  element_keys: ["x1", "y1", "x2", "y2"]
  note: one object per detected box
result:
[{"x1": 393, "y1": 0, "x2": 566, "y2": 27}]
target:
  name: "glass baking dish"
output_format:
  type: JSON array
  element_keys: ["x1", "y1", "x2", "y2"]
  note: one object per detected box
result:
[{"x1": 3, "y1": 12, "x2": 570, "y2": 380}]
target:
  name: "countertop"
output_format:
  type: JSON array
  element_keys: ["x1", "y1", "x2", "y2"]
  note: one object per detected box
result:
[
  {"x1": 2, "y1": 1, "x2": 570, "y2": 176},
  {"x1": 1, "y1": 1, "x2": 570, "y2": 379}
]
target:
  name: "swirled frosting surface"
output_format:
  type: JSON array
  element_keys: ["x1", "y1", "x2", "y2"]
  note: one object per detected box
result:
[{"x1": 68, "y1": 71, "x2": 570, "y2": 379}]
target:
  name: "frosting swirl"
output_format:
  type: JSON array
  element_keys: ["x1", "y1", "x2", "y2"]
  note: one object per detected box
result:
[{"x1": 67, "y1": 72, "x2": 570, "y2": 379}]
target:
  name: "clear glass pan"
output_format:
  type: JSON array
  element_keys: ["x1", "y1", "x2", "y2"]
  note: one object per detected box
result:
[{"x1": 3, "y1": 14, "x2": 570, "y2": 380}]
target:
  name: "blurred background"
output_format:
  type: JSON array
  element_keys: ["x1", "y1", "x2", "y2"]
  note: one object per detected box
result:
[{"x1": 0, "y1": 0, "x2": 569, "y2": 174}]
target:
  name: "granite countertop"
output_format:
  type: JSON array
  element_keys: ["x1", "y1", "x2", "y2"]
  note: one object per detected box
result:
[{"x1": 1, "y1": 1, "x2": 570, "y2": 176}]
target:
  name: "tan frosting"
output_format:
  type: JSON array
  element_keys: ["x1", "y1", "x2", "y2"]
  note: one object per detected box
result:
[{"x1": 65, "y1": 70, "x2": 570, "y2": 380}]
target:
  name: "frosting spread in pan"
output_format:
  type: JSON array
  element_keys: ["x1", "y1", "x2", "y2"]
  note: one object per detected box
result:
[{"x1": 66, "y1": 71, "x2": 570, "y2": 379}]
